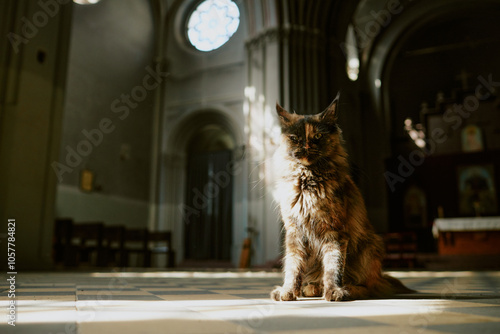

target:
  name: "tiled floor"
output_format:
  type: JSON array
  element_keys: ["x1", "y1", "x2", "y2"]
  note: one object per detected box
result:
[{"x1": 1, "y1": 270, "x2": 500, "y2": 333}]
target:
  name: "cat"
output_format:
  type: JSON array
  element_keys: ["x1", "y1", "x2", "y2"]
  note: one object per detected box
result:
[{"x1": 271, "y1": 93, "x2": 414, "y2": 301}]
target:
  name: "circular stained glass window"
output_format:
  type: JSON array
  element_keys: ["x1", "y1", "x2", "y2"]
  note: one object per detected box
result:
[{"x1": 187, "y1": 0, "x2": 240, "y2": 52}]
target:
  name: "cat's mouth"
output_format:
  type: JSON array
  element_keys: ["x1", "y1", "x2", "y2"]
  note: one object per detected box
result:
[
  {"x1": 293, "y1": 151, "x2": 317, "y2": 165},
  {"x1": 299, "y1": 157, "x2": 312, "y2": 165}
]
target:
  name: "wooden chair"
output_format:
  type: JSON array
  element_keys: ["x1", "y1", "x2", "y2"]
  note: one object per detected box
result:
[
  {"x1": 147, "y1": 231, "x2": 175, "y2": 268},
  {"x1": 122, "y1": 228, "x2": 149, "y2": 267},
  {"x1": 102, "y1": 225, "x2": 126, "y2": 267},
  {"x1": 68, "y1": 222, "x2": 105, "y2": 267},
  {"x1": 53, "y1": 218, "x2": 74, "y2": 265},
  {"x1": 54, "y1": 220, "x2": 175, "y2": 268},
  {"x1": 384, "y1": 232, "x2": 418, "y2": 268}
]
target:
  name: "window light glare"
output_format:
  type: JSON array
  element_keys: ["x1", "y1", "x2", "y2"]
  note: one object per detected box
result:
[
  {"x1": 73, "y1": 0, "x2": 101, "y2": 4},
  {"x1": 345, "y1": 24, "x2": 359, "y2": 81},
  {"x1": 348, "y1": 58, "x2": 359, "y2": 69},
  {"x1": 187, "y1": 0, "x2": 240, "y2": 52}
]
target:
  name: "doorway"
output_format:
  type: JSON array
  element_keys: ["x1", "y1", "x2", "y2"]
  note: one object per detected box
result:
[{"x1": 183, "y1": 125, "x2": 235, "y2": 265}]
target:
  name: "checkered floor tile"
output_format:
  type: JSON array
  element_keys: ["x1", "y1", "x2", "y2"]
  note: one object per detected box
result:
[{"x1": 1, "y1": 270, "x2": 500, "y2": 333}]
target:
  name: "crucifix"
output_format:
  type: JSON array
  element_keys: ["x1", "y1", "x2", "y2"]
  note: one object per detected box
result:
[{"x1": 455, "y1": 69, "x2": 473, "y2": 90}]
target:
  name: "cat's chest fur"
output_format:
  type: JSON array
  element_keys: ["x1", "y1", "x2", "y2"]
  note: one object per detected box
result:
[
  {"x1": 278, "y1": 164, "x2": 341, "y2": 224},
  {"x1": 296, "y1": 168, "x2": 329, "y2": 199}
]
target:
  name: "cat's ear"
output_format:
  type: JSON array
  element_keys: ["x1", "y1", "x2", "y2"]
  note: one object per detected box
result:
[
  {"x1": 276, "y1": 102, "x2": 293, "y2": 126},
  {"x1": 320, "y1": 92, "x2": 340, "y2": 123}
]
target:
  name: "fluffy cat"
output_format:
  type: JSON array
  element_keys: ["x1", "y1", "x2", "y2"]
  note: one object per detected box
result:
[{"x1": 271, "y1": 93, "x2": 414, "y2": 301}]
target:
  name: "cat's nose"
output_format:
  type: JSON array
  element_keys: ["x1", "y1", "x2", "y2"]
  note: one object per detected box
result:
[{"x1": 304, "y1": 143, "x2": 310, "y2": 150}]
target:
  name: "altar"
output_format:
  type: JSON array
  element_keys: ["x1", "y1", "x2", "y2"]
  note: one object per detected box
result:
[{"x1": 433, "y1": 217, "x2": 500, "y2": 255}]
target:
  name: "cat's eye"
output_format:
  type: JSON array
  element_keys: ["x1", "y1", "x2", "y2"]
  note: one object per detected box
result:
[
  {"x1": 288, "y1": 135, "x2": 299, "y2": 143},
  {"x1": 314, "y1": 133, "x2": 322, "y2": 140}
]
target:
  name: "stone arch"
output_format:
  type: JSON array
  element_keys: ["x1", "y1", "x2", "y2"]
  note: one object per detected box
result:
[
  {"x1": 166, "y1": 107, "x2": 245, "y2": 155},
  {"x1": 365, "y1": 0, "x2": 500, "y2": 129}
]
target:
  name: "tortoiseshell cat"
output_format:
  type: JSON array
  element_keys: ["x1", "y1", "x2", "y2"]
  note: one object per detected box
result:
[{"x1": 271, "y1": 93, "x2": 414, "y2": 301}]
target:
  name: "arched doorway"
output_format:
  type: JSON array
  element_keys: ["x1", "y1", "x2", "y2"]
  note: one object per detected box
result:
[
  {"x1": 161, "y1": 107, "x2": 246, "y2": 268},
  {"x1": 183, "y1": 124, "x2": 236, "y2": 266}
]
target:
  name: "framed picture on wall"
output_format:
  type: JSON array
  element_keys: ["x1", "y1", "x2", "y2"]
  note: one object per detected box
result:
[
  {"x1": 403, "y1": 185, "x2": 428, "y2": 228},
  {"x1": 457, "y1": 164, "x2": 498, "y2": 216},
  {"x1": 424, "y1": 108, "x2": 461, "y2": 155},
  {"x1": 80, "y1": 169, "x2": 94, "y2": 192},
  {"x1": 461, "y1": 125, "x2": 484, "y2": 152}
]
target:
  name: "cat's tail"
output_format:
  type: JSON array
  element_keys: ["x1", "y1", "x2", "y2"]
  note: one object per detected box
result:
[
  {"x1": 369, "y1": 273, "x2": 416, "y2": 298},
  {"x1": 382, "y1": 274, "x2": 416, "y2": 294}
]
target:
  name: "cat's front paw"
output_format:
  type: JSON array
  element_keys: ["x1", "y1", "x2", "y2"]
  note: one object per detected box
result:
[
  {"x1": 302, "y1": 283, "x2": 323, "y2": 297},
  {"x1": 324, "y1": 287, "x2": 351, "y2": 302},
  {"x1": 271, "y1": 286, "x2": 297, "y2": 301}
]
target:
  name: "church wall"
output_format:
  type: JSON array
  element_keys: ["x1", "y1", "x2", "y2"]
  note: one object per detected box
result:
[{"x1": 55, "y1": 0, "x2": 156, "y2": 227}]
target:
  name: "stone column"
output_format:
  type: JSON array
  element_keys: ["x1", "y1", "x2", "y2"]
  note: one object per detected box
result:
[{"x1": 0, "y1": 0, "x2": 73, "y2": 269}]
